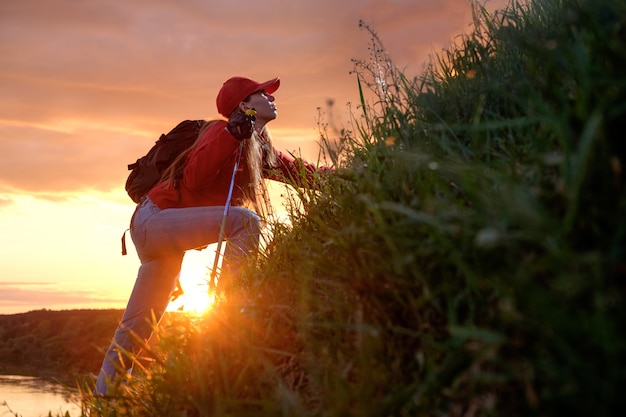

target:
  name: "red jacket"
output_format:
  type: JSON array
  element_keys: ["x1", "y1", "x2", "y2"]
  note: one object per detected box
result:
[{"x1": 148, "y1": 120, "x2": 324, "y2": 209}]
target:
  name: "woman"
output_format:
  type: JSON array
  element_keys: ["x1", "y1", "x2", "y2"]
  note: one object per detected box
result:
[{"x1": 95, "y1": 75, "x2": 326, "y2": 395}]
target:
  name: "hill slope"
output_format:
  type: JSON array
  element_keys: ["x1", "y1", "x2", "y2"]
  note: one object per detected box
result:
[{"x1": 0, "y1": 309, "x2": 123, "y2": 380}]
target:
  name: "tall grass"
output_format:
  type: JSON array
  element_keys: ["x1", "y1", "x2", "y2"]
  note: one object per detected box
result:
[{"x1": 78, "y1": 0, "x2": 625, "y2": 415}]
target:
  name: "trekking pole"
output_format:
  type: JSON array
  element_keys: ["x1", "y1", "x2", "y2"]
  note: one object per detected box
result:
[
  {"x1": 208, "y1": 140, "x2": 243, "y2": 292},
  {"x1": 209, "y1": 109, "x2": 256, "y2": 292}
]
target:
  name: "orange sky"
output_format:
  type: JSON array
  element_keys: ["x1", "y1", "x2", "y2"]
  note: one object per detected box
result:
[{"x1": 0, "y1": 0, "x2": 509, "y2": 314}]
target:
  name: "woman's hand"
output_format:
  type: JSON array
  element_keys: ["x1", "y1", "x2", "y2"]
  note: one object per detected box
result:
[{"x1": 226, "y1": 111, "x2": 256, "y2": 141}]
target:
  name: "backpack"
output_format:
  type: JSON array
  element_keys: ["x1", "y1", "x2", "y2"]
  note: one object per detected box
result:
[{"x1": 125, "y1": 119, "x2": 209, "y2": 203}]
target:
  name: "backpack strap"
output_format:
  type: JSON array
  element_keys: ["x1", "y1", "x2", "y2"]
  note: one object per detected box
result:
[
  {"x1": 121, "y1": 228, "x2": 129, "y2": 256},
  {"x1": 121, "y1": 195, "x2": 149, "y2": 256}
]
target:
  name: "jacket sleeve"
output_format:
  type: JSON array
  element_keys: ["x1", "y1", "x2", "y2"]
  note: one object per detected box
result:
[
  {"x1": 264, "y1": 148, "x2": 333, "y2": 188},
  {"x1": 183, "y1": 121, "x2": 241, "y2": 191}
]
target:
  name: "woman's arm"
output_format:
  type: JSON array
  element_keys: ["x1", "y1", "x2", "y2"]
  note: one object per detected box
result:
[{"x1": 264, "y1": 148, "x2": 333, "y2": 188}]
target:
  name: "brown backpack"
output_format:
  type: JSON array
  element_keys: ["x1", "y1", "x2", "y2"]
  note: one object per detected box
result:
[{"x1": 125, "y1": 119, "x2": 210, "y2": 203}]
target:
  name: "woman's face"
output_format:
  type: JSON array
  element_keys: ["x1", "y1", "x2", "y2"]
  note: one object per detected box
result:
[{"x1": 244, "y1": 90, "x2": 277, "y2": 123}]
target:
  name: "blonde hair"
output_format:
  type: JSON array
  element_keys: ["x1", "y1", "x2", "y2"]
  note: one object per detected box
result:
[
  {"x1": 243, "y1": 127, "x2": 276, "y2": 220},
  {"x1": 160, "y1": 120, "x2": 217, "y2": 191}
]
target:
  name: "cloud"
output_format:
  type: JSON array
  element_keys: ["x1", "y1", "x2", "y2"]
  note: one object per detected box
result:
[
  {"x1": 0, "y1": 194, "x2": 14, "y2": 208},
  {"x1": 0, "y1": 0, "x2": 509, "y2": 196},
  {"x1": 0, "y1": 281, "x2": 126, "y2": 312}
]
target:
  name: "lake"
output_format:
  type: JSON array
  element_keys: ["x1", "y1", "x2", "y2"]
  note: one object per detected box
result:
[{"x1": 0, "y1": 375, "x2": 82, "y2": 417}]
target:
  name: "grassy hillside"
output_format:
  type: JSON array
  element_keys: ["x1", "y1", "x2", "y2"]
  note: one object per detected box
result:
[{"x1": 80, "y1": 0, "x2": 625, "y2": 416}]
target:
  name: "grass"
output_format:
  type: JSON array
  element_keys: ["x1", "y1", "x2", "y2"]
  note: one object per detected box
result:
[{"x1": 71, "y1": 0, "x2": 626, "y2": 415}]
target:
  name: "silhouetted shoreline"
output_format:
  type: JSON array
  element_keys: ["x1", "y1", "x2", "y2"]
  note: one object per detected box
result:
[{"x1": 0, "y1": 309, "x2": 124, "y2": 381}]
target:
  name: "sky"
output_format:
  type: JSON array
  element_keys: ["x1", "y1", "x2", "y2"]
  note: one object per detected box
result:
[{"x1": 0, "y1": 0, "x2": 509, "y2": 315}]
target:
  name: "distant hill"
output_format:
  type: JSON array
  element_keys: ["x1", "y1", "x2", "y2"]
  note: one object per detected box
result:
[{"x1": 0, "y1": 309, "x2": 124, "y2": 380}]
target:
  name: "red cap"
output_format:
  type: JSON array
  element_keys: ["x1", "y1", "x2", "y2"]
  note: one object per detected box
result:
[{"x1": 216, "y1": 76, "x2": 280, "y2": 118}]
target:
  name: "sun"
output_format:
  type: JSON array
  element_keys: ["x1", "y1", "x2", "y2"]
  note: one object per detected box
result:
[{"x1": 167, "y1": 248, "x2": 218, "y2": 316}]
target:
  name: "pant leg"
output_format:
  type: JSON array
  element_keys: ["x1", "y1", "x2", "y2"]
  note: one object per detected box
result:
[
  {"x1": 94, "y1": 199, "x2": 261, "y2": 395},
  {"x1": 141, "y1": 203, "x2": 262, "y2": 282},
  {"x1": 94, "y1": 254, "x2": 182, "y2": 395}
]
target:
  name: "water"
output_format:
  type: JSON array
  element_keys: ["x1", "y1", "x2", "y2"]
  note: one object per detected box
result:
[{"x1": 0, "y1": 375, "x2": 82, "y2": 417}]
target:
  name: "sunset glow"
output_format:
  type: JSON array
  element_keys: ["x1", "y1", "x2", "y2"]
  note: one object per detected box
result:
[
  {"x1": 166, "y1": 249, "x2": 217, "y2": 316},
  {"x1": 0, "y1": 0, "x2": 509, "y2": 314}
]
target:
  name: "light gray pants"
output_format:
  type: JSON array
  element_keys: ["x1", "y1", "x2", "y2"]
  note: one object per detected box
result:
[{"x1": 94, "y1": 197, "x2": 261, "y2": 395}]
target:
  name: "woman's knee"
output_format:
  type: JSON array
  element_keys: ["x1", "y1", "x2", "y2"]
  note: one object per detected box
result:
[{"x1": 228, "y1": 207, "x2": 262, "y2": 234}]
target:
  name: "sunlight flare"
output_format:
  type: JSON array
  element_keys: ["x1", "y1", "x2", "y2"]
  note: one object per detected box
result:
[{"x1": 166, "y1": 249, "x2": 217, "y2": 316}]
